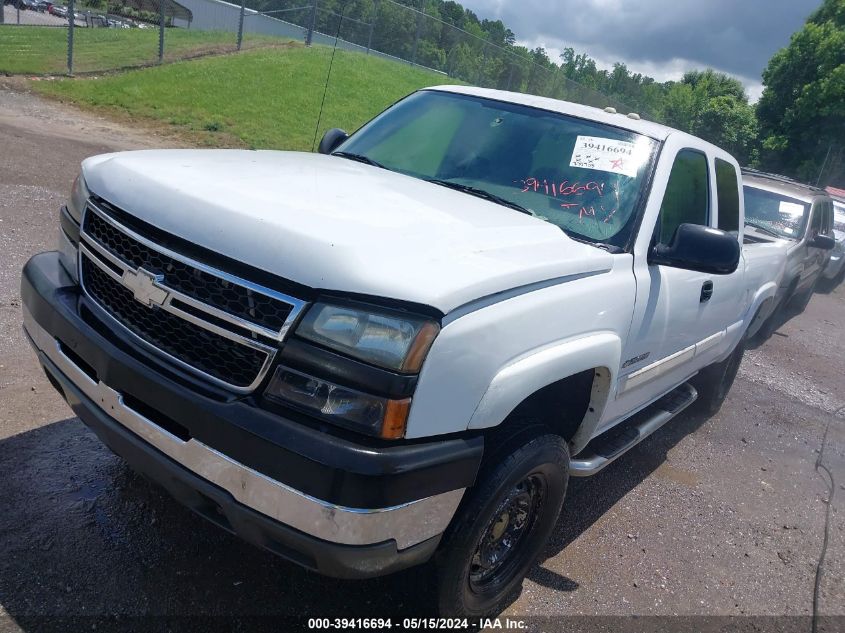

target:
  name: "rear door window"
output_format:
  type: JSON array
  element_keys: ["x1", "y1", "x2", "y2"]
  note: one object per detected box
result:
[{"x1": 715, "y1": 159, "x2": 740, "y2": 233}]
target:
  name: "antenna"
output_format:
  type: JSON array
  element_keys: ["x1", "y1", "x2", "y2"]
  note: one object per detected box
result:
[{"x1": 311, "y1": 1, "x2": 351, "y2": 152}]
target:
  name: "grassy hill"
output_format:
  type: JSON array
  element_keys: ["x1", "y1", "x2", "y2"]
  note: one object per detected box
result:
[{"x1": 33, "y1": 44, "x2": 460, "y2": 149}]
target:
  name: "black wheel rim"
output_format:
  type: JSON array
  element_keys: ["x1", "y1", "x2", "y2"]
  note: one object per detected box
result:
[{"x1": 468, "y1": 473, "x2": 546, "y2": 594}]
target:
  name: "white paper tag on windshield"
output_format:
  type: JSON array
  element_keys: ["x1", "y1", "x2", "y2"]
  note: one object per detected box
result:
[
  {"x1": 778, "y1": 201, "x2": 804, "y2": 217},
  {"x1": 570, "y1": 136, "x2": 639, "y2": 177}
]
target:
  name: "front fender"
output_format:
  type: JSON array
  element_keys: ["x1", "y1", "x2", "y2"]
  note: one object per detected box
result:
[{"x1": 467, "y1": 332, "x2": 622, "y2": 440}]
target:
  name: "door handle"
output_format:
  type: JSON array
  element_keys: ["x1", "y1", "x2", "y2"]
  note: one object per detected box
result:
[{"x1": 700, "y1": 280, "x2": 714, "y2": 302}]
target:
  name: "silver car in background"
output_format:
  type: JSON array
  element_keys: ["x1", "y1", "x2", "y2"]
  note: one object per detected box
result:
[{"x1": 742, "y1": 169, "x2": 836, "y2": 323}]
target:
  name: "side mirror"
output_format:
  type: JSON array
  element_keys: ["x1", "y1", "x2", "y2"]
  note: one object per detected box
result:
[
  {"x1": 809, "y1": 233, "x2": 836, "y2": 250},
  {"x1": 649, "y1": 223, "x2": 740, "y2": 275},
  {"x1": 317, "y1": 128, "x2": 349, "y2": 155}
]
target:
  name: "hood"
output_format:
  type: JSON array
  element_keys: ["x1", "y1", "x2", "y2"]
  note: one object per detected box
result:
[{"x1": 82, "y1": 150, "x2": 613, "y2": 314}]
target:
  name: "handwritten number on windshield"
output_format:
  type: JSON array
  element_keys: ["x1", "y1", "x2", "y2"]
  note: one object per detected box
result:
[
  {"x1": 517, "y1": 176, "x2": 622, "y2": 237},
  {"x1": 520, "y1": 178, "x2": 606, "y2": 197}
]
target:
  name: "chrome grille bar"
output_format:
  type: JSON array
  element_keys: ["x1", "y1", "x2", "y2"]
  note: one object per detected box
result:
[
  {"x1": 78, "y1": 201, "x2": 308, "y2": 393},
  {"x1": 81, "y1": 200, "x2": 307, "y2": 342}
]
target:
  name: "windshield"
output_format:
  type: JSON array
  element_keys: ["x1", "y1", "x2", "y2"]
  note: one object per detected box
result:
[
  {"x1": 743, "y1": 185, "x2": 809, "y2": 240},
  {"x1": 336, "y1": 90, "x2": 658, "y2": 249}
]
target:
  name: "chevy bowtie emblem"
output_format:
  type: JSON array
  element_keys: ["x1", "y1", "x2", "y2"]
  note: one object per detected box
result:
[{"x1": 122, "y1": 267, "x2": 168, "y2": 307}]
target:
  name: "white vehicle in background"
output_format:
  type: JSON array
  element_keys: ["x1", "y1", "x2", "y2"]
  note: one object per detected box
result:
[
  {"x1": 822, "y1": 198, "x2": 845, "y2": 284},
  {"x1": 22, "y1": 86, "x2": 788, "y2": 618},
  {"x1": 742, "y1": 169, "x2": 836, "y2": 324}
]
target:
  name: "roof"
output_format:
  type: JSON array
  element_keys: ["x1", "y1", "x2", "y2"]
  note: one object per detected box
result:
[
  {"x1": 826, "y1": 185, "x2": 845, "y2": 200},
  {"x1": 122, "y1": 0, "x2": 192, "y2": 21},
  {"x1": 742, "y1": 170, "x2": 830, "y2": 204},
  {"x1": 426, "y1": 85, "x2": 684, "y2": 143}
]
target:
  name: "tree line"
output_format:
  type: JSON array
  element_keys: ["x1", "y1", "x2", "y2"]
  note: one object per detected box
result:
[{"x1": 242, "y1": 0, "x2": 845, "y2": 186}]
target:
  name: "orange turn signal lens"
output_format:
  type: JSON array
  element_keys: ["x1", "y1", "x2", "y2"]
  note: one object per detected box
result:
[
  {"x1": 381, "y1": 398, "x2": 412, "y2": 439},
  {"x1": 400, "y1": 322, "x2": 440, "y2": 373}
]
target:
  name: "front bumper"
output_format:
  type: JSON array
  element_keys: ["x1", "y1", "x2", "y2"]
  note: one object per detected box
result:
[{"x1": 21, "y1": 252, "x2": 483, "y2": 578}]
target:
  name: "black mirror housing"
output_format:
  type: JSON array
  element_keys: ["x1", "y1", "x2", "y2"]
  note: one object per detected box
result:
[
  {"x1": 649, "y1": 223, "x2": 741, "y2": 275},
  {"x1": 809, "y1": 234, "x2": 836, "y2": 250},
  {"x1": 318, "y1": 128, "x2": 349, "y2": 155}
]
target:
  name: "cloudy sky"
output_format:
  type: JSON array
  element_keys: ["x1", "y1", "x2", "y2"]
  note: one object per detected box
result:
[{"x1": 459, "y1": 0, "x2": 819, "y2": 101}]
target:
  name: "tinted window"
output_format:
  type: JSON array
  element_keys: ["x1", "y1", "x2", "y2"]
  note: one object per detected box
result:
[
  {"x1": 810, "y1": 203, "x2": 823, "y2": 233},
  {"x1": 339, "y1": 91, "x2": 658, "y2": 249},
  {"x1": 657, "y1": 150, "x2": 709, "y2": 244},
  {"x1": 743, "y1": 186, "x2": 809, "y2": 240},
  {"x1": 715, "y1": 159, "x2": 740, "y2": 233}
]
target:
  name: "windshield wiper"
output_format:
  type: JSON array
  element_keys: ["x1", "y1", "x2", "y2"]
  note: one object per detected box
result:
[
  {"x1": 424, "y1": 179, "x2": 534, "y2": 216},
  {"x1": 561, "y1": 230, "x2": 623, "y2": 253},
  {"x1": 746, "y1": 221, "x2": 785, "y2": 239},
  {"x1": 332, "y1": 152, "x2": 387, "y2": 170}
]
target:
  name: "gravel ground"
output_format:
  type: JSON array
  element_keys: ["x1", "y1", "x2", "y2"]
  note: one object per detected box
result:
[{"x1": 0, "y1": 84, "x2": 842, "y2": 632}]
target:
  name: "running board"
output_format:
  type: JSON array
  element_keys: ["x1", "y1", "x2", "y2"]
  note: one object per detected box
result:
[{"x1": 570, "y1": 382, "x2": 698, "y2": 476}]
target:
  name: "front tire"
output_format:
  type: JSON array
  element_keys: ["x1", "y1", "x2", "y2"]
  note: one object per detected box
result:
[
  {"x1": 434, "y1": 434, "x2": 569, "y2": 619},
  {"x1": 690, "y1": 340, "x2": 745, "y2": 416}
]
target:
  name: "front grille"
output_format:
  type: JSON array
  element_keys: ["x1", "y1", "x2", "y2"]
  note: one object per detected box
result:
[
  {"x1": 84, "y1": 210, "x2": 293, "y2": 333},
  {"x1": 82, "y1": 257, "x2": 269, "y2": 388}
]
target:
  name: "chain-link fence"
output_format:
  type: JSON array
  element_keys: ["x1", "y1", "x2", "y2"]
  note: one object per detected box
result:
[
  {"x1": 237, "y1": 0, "x2": 643, "y2": 115},
  {"x1": 0, "y1": 0, "x2": 266, "y2": 74},
  {"x1": 1, "y1": 0, "x2": 640, "y2": 117}
]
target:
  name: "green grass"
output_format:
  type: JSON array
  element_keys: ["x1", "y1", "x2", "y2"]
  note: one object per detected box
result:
[
  {"x1": 33, "y1": 45, "x2": 461, "y2": 150},
  {"x1": 0, "y1": 25, "x2": 284, "y2": 75}
]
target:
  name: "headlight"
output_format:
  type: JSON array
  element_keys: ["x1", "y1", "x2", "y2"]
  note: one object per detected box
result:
[
  {"x1": 264, "y1": 302, "x2": 439, "y2": 439},
  {"x1": 265, "y1": 366, "x2": 410, "y2": 439},
  {"x1": 67, "y1": 173, "x2": 90, "y2": 223},
  {"x1": 295, "y1": 302, "x2": 439, "y2": 373}
]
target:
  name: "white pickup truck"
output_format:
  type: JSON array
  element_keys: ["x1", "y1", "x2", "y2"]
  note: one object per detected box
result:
[{"x1": 22, "y1": 86, "x2": 787, "y2": 618}]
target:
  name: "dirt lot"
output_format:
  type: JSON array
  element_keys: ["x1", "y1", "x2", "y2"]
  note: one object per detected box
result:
[{"x1": 0, "y1": 83, "x2": 842, "y2": 631}]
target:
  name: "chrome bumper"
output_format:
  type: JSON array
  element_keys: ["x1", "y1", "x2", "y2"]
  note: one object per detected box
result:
[{"x1": 23, "y1": 306, "x2": 464, "y2": 550}]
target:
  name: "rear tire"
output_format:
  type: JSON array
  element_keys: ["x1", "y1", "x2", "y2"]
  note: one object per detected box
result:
[
  {"x1": 690, "y1": 341, "x2": 744, "y2": 416},
  {"x1": 434, "y1": 434, "x2": 569, "y2": 619}
]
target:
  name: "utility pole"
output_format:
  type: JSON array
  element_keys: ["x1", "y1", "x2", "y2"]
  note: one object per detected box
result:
[
  {"x1": 411, "y1": 0, "x2": 424, "y2": 65},
  {"x1": 158, "y1": 0, "x2": 166, "y2": 64},
  {"x1": 816, "y1": 142, "x2": 833, "y2": 187},
  {"x1": 366, "y1": 0, "x2": 378, "y2": 54},
  {"x1": 237, "y1": 0, "x2": 245, "y2": 50},
  {"x1": 67, "y1": 0, "x2": 75, "y2": 75},
  {"x1": 476, "y1": 44, "x2": 487, "y2": 85},
  {"x1": 306, "y1": 0, "x2": 317, "y2": 46}
]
